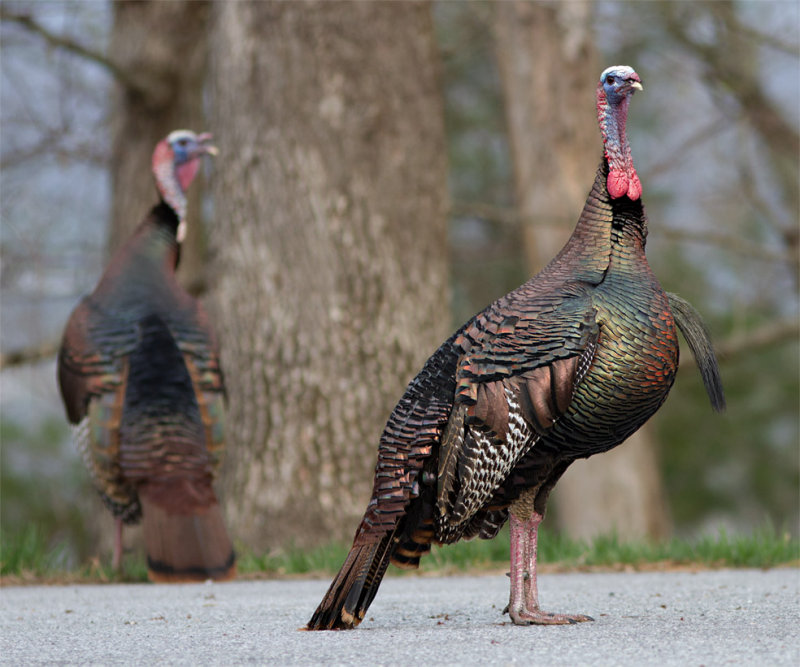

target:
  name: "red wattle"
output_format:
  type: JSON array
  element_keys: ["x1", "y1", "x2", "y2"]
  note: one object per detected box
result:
[
  {"x1": 607, "y1": 169, "x2": 628, "y2": 199},
  {"x1": 627, "y1": 172, "x2": 642, "y2": 201},
  {"x1": 176, "y1": 159, "x2": 200, "y2": 192}
]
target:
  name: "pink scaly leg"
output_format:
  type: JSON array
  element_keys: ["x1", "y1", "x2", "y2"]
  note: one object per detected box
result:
[
  {"x1": 522, "y1": 511, "x2": 540, "y2": 611},
  {"x1": 112, "y1": 518, "x2": 123, "y2": 572},
  {"x1": 507, "y1": 510, "x2": 593, "y2": 625}
]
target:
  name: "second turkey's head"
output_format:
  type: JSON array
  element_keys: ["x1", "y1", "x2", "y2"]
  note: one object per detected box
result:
[
  {"x1": 596, "y1": 65, "x2": 643, "y2": 201},
  {"x1": 152, "y1": 130, "x2": 218, "y2": 241}
]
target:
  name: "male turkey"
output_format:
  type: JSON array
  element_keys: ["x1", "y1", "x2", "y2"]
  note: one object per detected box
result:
[
  {"x1": 307, "y1": 66, "x2": 724, "y2": 629},
  {"x1": 57, "y1": 130, "x2": 236, "y2": 582}
]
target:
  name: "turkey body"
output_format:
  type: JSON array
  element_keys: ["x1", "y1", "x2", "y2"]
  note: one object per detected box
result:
[
  {"x1": 308, "y1": 162, "x2": 678, "y2": 629},
  {"x1": 308, "y1": 67, "x2": 723, "y2": 630},
  {"x1": 399, "y1": 162, "x2": 678, "y2": 552},
  {"x1": 58, "y1": 134, "x2": 235, "y2": 582}
]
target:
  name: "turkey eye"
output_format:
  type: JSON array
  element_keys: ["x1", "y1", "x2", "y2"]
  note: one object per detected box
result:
[
  {"x1": 178, "y1": 139, "x2": 188, "y2": 147},
  {"x1": 606, "y1": 75, "x2": 615, "y2": 84}
]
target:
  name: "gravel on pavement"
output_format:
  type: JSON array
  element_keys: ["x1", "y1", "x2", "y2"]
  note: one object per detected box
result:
[{"x1": 2, "y1": 568, "x2": 798, "y2": 665}]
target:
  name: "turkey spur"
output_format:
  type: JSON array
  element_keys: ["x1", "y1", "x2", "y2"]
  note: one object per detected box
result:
[
  {"x1": 58, "y1": 130, "x2": 236, "y2": 582},
  {"x1": 307, "y1": 66, "x2": 724, "y2": 629}
]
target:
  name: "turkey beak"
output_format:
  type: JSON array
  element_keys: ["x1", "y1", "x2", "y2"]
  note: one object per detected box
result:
[
  {"x1": 196, "y1": 133, "x2": 218, "y2": 157},
  {"x1": 630, "y1": 81, "x2": 643, "y2": 92}
]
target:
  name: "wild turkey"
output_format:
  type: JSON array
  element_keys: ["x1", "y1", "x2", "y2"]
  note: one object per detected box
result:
[
  {"x1": 57, "y1": 130, "x2": 236, "y2": 582},
  {"x1": 307, "y1": 66, "x2": 724, "y2": 629}
]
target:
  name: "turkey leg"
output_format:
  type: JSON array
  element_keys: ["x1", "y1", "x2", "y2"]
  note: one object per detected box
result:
[
  {"x1": 112, "y1": 518, "x2": 123, "y2": 572},
  {"x1": 507, "y1": 507, "x2": 593, "y2": 625}
]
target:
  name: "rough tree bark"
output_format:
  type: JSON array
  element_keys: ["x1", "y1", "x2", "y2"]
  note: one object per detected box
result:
[
  {"x1": 209, "y1": 1, "x2": 450, "y2": 549},
  {"x1": 494, "y1": 0, "x2": 671, "y2": 540},
  {"x1": 108, "y1": 0, "x2": 210, "y2": 294}
]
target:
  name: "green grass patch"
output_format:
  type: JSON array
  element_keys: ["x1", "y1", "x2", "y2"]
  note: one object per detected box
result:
[
  {"x1": 236, "y1": 541, "x2": 353, "y2": 577},
  {"x1": 0, "y1": 525, "x2": 148, "y2": 584},
  {"x1": 236, "y1": 524, "x2": 798, "y2": 578},
  {"x1": 2, "y1": 525, "x2": 797, "y2": 584},
  {"x1": 0, "y1": 525, "x2": 69, "y2": 578}
]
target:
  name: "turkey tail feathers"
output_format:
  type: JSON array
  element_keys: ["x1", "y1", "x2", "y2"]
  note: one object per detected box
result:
[
  {"x1": 306, "y1": 536, "x2": 394, "y2": 630},
  {"x1": 139, "y1": 491, "x2": 236, "y2": 583},
  {"x1": 667, "y1": 293, "x2": 726, "y2": 412}
]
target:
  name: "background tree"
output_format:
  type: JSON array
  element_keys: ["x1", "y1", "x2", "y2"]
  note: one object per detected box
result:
[
  {"x1": 1, "y1": 2, "x2": 122, "y2": 561},
  {"x1": 107, "y1": 0, "x2": 211, "y2": 294},
  {"x1": 208, "y1": 0, "x2": 450, "y2": 549},
  {"x1": 617, "y1": 0, "x2": 800, "y2": 533}
]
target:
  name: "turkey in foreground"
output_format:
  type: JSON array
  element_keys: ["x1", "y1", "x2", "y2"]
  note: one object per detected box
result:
[
  {"x1": 307, "y1": 66, "x2": 724, "y2": 629},
  {"x1": 57, "y1": 130, "x2": 236, "y2": 582}
]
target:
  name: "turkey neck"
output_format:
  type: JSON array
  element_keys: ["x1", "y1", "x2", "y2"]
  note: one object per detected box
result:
[
  {"x1": 92, "y1": 202, "x2": 181, "y2": 309},
  {"x1": 596, "y1": 80, "x2": 641, "y2": 201},
  {"x1": 597, "y1": 95, "x2": 632, "y2": 177},
  {"x1": 152, "y1": 147, "x2": 189, "y2": 224},
  {"x1": 535, "y1": 159, "x2": 648, "y2": 287}
]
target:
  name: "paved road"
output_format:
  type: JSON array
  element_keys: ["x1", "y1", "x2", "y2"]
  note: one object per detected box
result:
[{"x1": 2, "y1": 569, "x2": 798, "y2": 665}]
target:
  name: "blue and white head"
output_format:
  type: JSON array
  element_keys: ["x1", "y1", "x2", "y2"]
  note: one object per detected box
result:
[
  {"x1": 598, "y1": 66, "x2": 643, "y2": 106},
  {"x1": 151, "y1": 130, "x2": 217, "y2": 240}
]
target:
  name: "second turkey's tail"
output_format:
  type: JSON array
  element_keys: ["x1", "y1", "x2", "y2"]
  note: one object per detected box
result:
[
  {"x1": 307, "y1": 534, "x2": 395, "y2": 630},
  {"x1": 139, "y1": 481, "x2": 236, "y2": 583}
]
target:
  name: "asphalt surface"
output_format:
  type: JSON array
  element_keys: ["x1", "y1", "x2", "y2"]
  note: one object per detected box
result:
[{"x1": 2, "y1": 568, "x2": 798, "y2": 665}]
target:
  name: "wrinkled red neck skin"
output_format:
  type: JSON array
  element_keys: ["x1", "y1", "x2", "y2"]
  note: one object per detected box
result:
[
  {"x1": 176, "y1": 160, "x2": 200, "y2": 192},
  {"x1": 607, "y1": 166, "x2": 641, "y2": 200},
  {"x1": 151, "y1": 141, "x2": 200, "y2": 222},
  {"x1": 596, "y1": 85, "x2": 641, "y2": 201}
]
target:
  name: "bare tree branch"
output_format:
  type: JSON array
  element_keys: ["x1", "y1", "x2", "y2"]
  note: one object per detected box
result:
[
  {"x1": 656, "y1": 228, "x2": 799, "y2": 267},
  {"x1": 452, "y1": 200, "x2": 798, "y2": 266},
  {"x1": 451, "y1": 200, "x2": 523, "y2": 227},
  {"x1": 0, "y1": 340, "x2": 60, "y2": 371},
  {"x1": 728, "y1": 17, "x2": 800, "y2": 57},
  {"x1": 645, "y1": 120, "x2": 729, "y2": 180},
  {"x1": 719, "y1": 319, "x2": 800, "y2": 359},
  {"x1": 0, "y1": 128, "x2": 61, "y2": 169},
  {"x1": 0, "y1": 7, "x2": 143, "y2": 95},
  {"x1": 680, "y1": 318, "x2": 800, "y2": 369},
  {"x1": 660, "y1": 1, "x2": 799, "y2": 224},
  {"x1": 662, "y1": 3, "x2": 800, "y2": 160},
  {"x1": 4, "y1": 318, "x2": 795, "y2": 373},
  {"x1": 0, "y1": 128, "x2": 107, "y2": 170}
]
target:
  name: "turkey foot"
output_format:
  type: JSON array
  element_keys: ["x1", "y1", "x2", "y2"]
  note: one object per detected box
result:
[
  {"x1": 506, "y1": 510, "x2": 594, "y2": 626},
  {"x1": 509, "y1": 607, "x2": 593, "y2": 626}
]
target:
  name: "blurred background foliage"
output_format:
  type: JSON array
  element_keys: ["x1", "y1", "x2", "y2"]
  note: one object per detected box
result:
[{"x1": 0, "y1": 0, "x2": 797, "y2": 568}]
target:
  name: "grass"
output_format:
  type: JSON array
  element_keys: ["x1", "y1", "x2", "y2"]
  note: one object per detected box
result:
[
  {"x1": 0, "y1": 525, "x2": 68, "y2": 578},
  {"x1": 415, "y1": 524, "x2": 800, "y2": 574},
  {"x1": 237, "y1": 540, "x2": 353, "y2": 578},
  {"x1": 2, "y1": 524, "x2": 797, "y2": 585},
  {"x1": 0, "y1": 526, "x2": 148, "y2": 584}
]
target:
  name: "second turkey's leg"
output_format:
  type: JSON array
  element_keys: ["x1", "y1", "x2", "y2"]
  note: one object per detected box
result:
[
  {"x1": 112, "y1": 518, "x2": 123, "y2": 572},
  {"x1": 507, "y1": 509, "x2": 593, "y2": 625}
]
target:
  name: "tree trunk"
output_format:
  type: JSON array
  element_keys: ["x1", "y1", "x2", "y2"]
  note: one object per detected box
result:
[
  {"x1": 108, "y1": 0, "x2": 210, "y2": 294},
  {"x1": 209, "y1": 1, "x2": 449, "y2": 549},
  {"x1": 494, "y1": 0, "x2": 671, "y2": 540}
]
